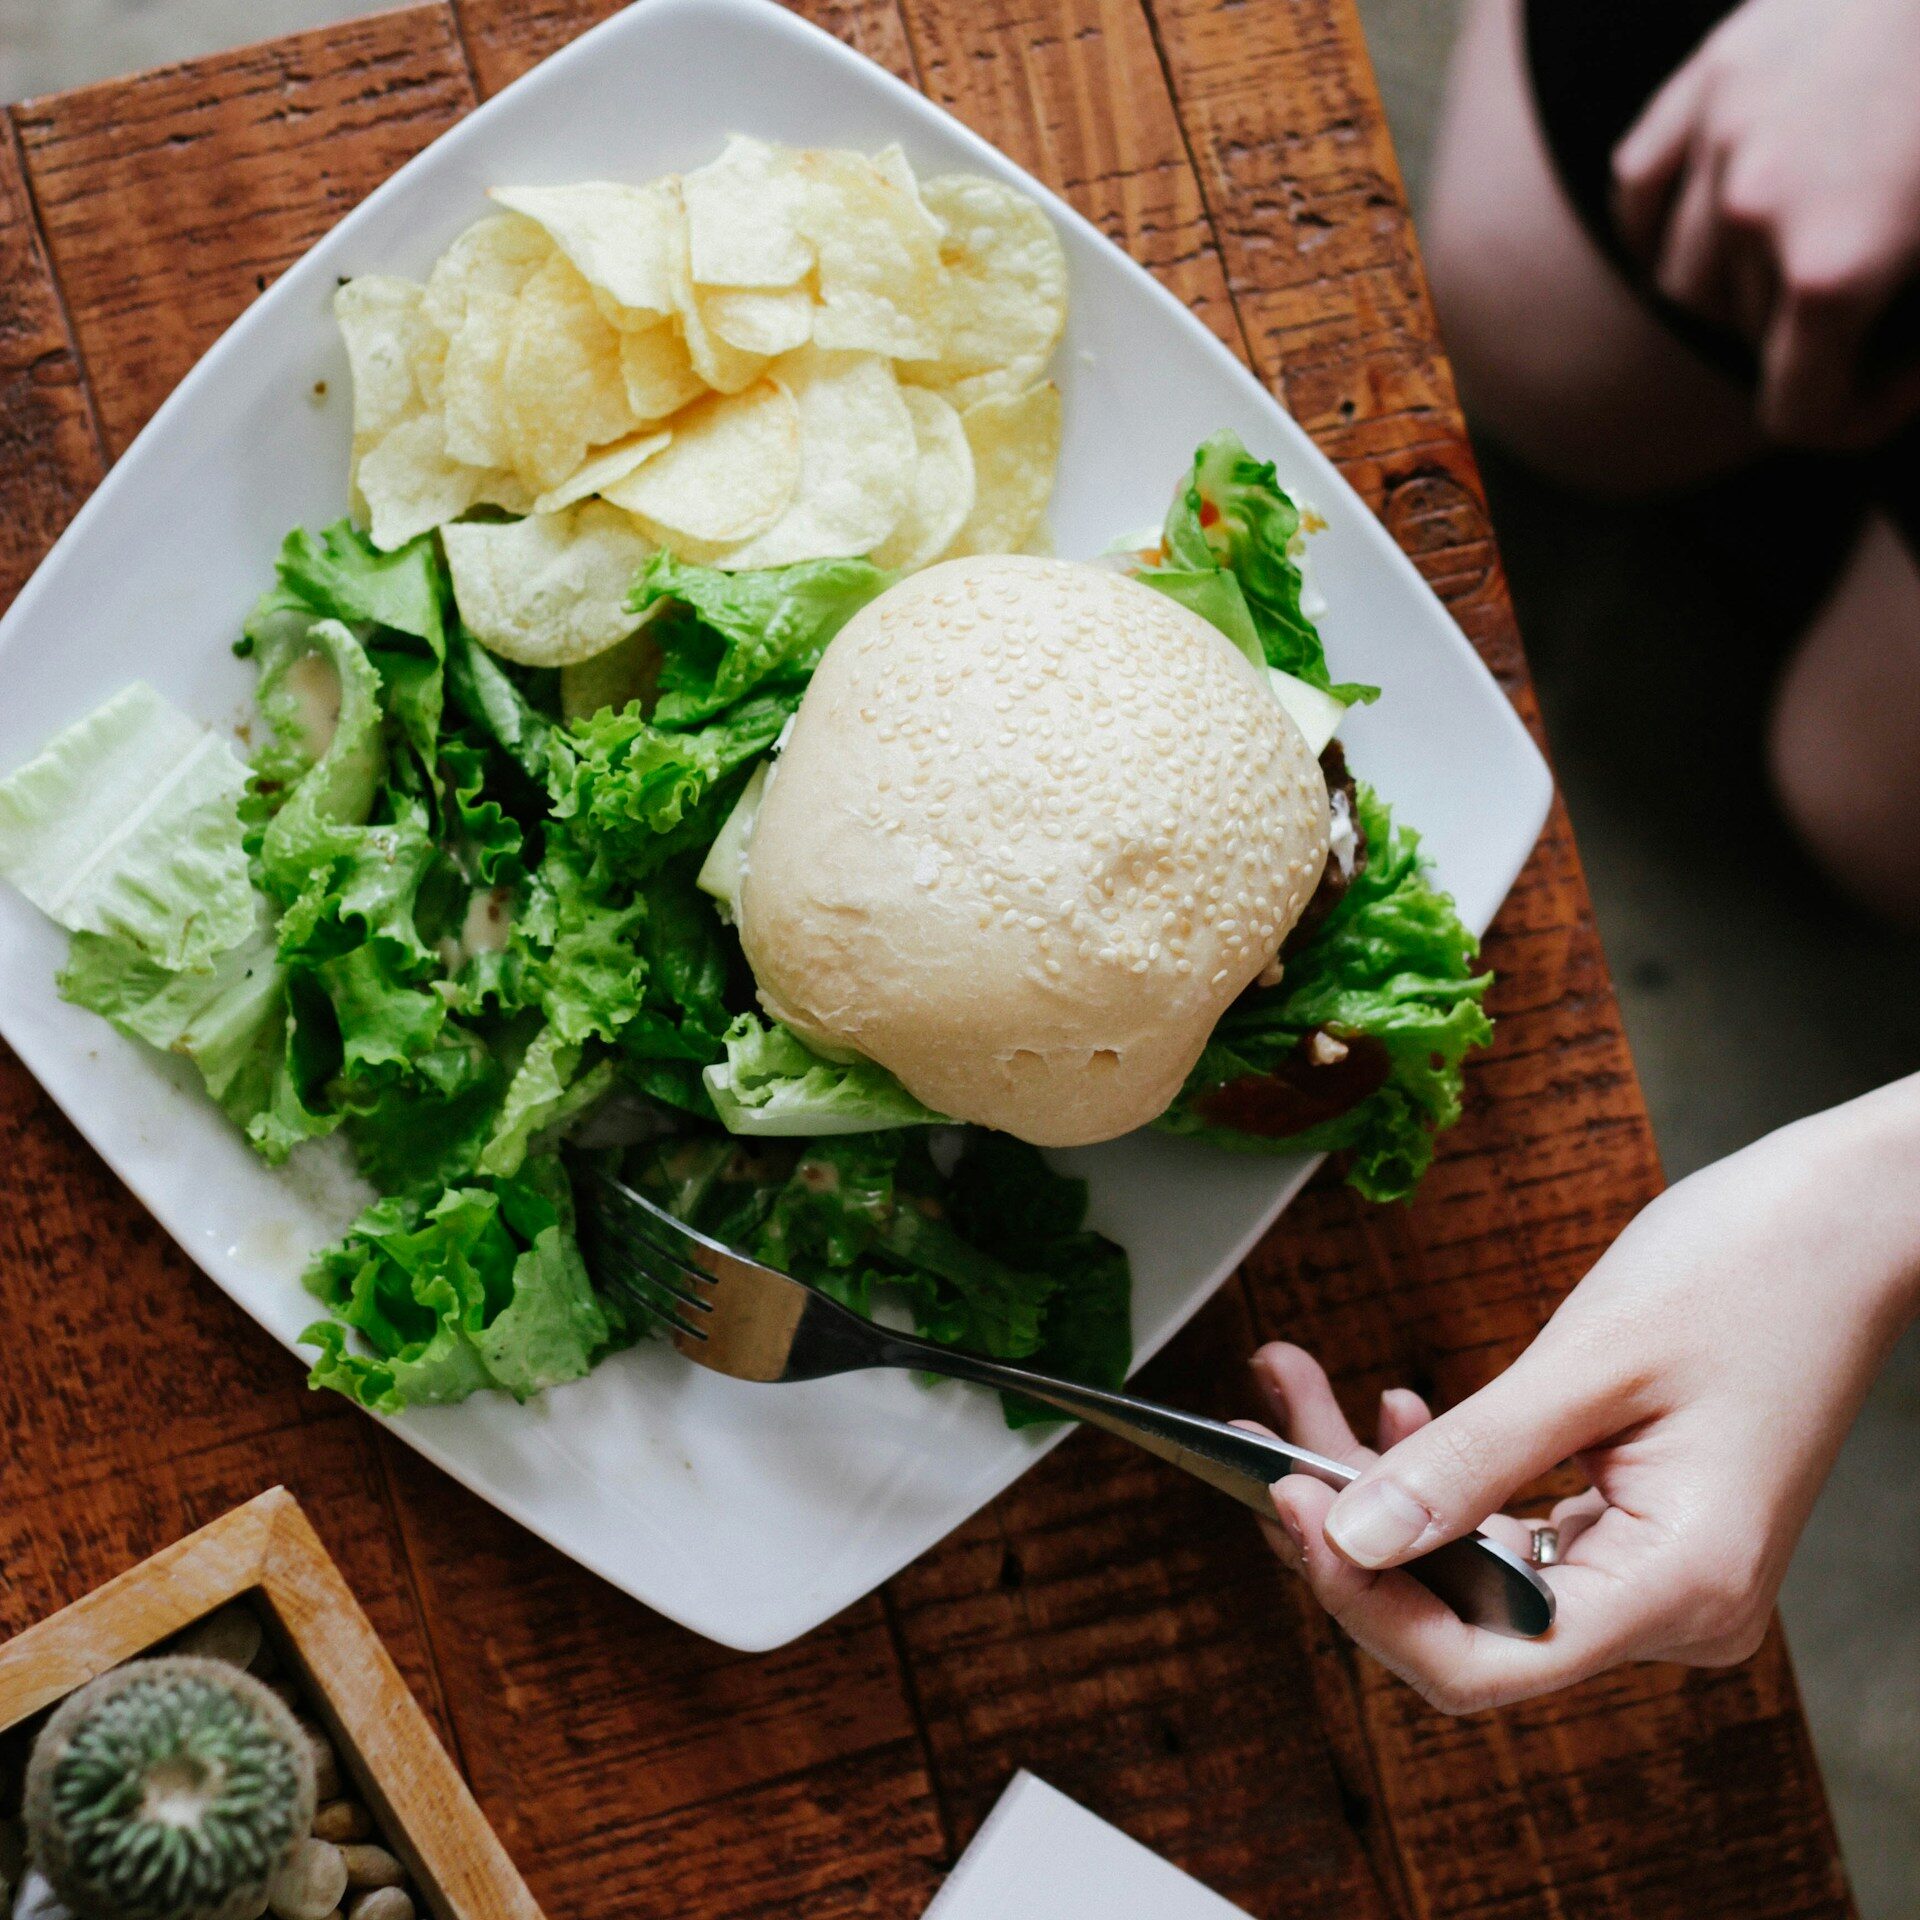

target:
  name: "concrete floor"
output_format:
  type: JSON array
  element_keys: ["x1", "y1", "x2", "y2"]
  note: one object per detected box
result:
[{"x1": 1, "y1": 0, "x2": 1913, "y2": 1910}]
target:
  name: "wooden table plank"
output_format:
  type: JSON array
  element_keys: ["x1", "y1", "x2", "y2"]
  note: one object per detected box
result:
[
  {"x1": 0, "y1": 0, "x2": 1852, "y2": 1915},
  {"x1": 15, "y1": 6, "x2": 475, "y2": 457},
  {"x1": 887, "y1": 1287, "x2": 1405, "y2": 1916},
  {"x1": 0, "y1": 126, "x2": 101, "y2": 601},
  {"x1": 378, "y1": 1446, "x2": 947, "y2": 1915},
  {"x1": 900, "y1": 0, "x2": 1241, "y2": 350},
  {"x1": 456, "y1": 0, "x2": 916, "y2": 96}
]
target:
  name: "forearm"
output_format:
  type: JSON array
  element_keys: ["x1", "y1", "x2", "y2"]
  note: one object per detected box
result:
[{"x1": 1785, "y1": 1070, "x2": 1920, "y2": 1333}]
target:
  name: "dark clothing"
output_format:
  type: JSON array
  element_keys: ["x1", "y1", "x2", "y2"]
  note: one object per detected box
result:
[{"x1": 1523, "y1": 0, "x2": 1920, "y2": 556}]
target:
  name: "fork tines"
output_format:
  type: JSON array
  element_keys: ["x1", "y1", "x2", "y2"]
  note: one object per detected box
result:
[{"x1": 577, "y1": 1167, "x2": 716, "y2": 1344}]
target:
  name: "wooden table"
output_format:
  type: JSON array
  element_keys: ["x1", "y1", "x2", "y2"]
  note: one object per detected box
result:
[{"x1": 0, "y1": 3, "x2": 1856, "y2": 1914}]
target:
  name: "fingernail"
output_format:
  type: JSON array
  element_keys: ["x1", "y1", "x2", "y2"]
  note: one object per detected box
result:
[{"x1": 1326, "y1": 1478, "x2": 1432, "y2": 1568}]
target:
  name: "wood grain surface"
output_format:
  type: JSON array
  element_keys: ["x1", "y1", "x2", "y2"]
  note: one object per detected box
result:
[{"x1": 0, "y1": 2, "x2": 1853, "y2": 1916}]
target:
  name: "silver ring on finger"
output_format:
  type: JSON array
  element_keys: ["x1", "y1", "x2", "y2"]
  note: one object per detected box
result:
[{"x1": 1528, "y1": 1524, "x2": 1561, "y2": 1568}]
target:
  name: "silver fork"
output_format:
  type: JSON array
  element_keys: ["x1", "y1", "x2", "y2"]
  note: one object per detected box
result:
[{"x1": 578, "y1": 1164, "x2": 1555, "y2": 1639}]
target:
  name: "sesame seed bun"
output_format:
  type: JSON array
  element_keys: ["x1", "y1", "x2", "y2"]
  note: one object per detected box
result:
[{"x1": 738, "y1": 555, "x2": 1331, "y2": 1146}]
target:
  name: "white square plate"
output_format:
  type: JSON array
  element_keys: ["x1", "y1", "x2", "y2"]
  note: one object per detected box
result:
[{"x1": 0, "y1": 0, "x2": 1551, "y2": 1650}]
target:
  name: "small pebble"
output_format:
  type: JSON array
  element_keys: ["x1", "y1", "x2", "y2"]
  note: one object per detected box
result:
[
  {"x1": 250, "y1": 1633, "x2": 282, "y2": 1679},
  {"x1": 312, "y1": 1800, "x2": 372, "y2": 1844},
  {"x1": 347, "y1": 1892, "x2": 414, "y2": 1920},
  {"x1": 338, "y1": 1846, "x2": 404, "y2": 1892},
  {"x1": 173, "y1": 1603, "x2": 264, "y2": 1671},
  {"x1": 268, "y1": 1838, "x2": 348, "y2": 1920},
  {"x1": 296, "y1": 1722, "x2": 343, "y2": 1801},
  {"x1": 11, "y1": 1870, "x2": 72, "y2": 1920}
]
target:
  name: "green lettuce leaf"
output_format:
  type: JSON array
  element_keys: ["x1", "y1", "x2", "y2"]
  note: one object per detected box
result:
[
  {"x1": 517, "y1": 836, "x2": 647, "y2": 1046},
  {"x1": 271, "y1": 795, "x2": 442, "y2": 971},
  {"x1": 478, "y1": 1026, "x2": 615, "y2": 1179},
  {"x1": 58, "y1": 899, "x2": 286, "y2": 1124},
  {"x1": 445, "y1": 629, "x2": 556, "y2": 787},
  {"x1": 272, "y1": 521, "x2": 447, "y2": 651},
  {"x1": 301, "y1": 1156, "x2": 613, "y2": 1412},
  {"x1": 1140, "y1": 430, "x2": 1377, "y2": 705},
  {"x1": 254, "y1": 620, "x2": 385, "y2": 889},
  {"x1": 637, "y1": 861, "x2": 731, "y2": 1044},
  {"x1": 313, "y1": 936, "x2": 446, "y2": 1074},
  {"x1": 946, "y1": 1131, "x2": 1130, "y2": 1425},
  {"x1": 0, "y1": 682, "x2": 253, "y2": 970},
  {"x1": 632, "y1": 553, "x2": 896, "y2": 726},
  {"x1": 440, "y1": 736, "x2": 525, "y2": 888},
  {"x1": 1159, "y1": 786, "x2": 1492, "y2": 1201},
  {"x1": 703, "y1": 1013, "x2": 944, "y2": 1136},
  {"x1": 622, "y1": 1124, "x2": 1130, "y2": 1425},
  {"x1": 478, "y1": 1159, "x2": 615, "y2": 1397},
  {"x1": 546, "y1": 692, "x2": 792, "y2": 875},
  {"x1": 1136, "y1": 565, "x2": 1264, "y2": 667},
  {"x1": 342, "y1": 1025, "x2": 505, "y2": 1198},
  {"x1": 245, "y1": 522, "x2": 450, "y2": 782}
]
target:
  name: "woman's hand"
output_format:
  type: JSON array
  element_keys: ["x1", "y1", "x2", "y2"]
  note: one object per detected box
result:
[
  {"x1": 1252, "y1": 1077, "x2": 1920, "y2": 1715},
  {"x1": 1612, "y1": 0, "x2": 1920, "y2": 448}
]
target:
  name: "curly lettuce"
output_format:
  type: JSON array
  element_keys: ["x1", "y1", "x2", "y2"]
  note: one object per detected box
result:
[
  {"x1": 1160, "y1": 786, "x2": 1492, "y2": 1200},
  {"x1": 1138, "y1": 429, "x2": 1378, "y2": 705}
]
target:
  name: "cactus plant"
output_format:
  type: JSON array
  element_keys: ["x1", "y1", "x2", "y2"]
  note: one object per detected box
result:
[{"x1": 24, "y1": 1656, "x2": 316, "y2": 1920}]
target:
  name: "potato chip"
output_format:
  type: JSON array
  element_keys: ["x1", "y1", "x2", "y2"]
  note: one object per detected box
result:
[
  {"x1": 619, "y1": 322, "x2": 708, "y2": 422},
  {"x1": 870, "y1": 143, "x2": 924, "y2": 200},
  {"x1": 682, "y1": 134, "x2": 812, "y2": 288},
  {"x1": 443, "y1": 501, "x2": 656, "y2": 666},
  {"x1": 358, "y1": 414, "x2": 487, "y2": 552},
  {"x1": 411, "y1": 308, "x2": 448, "y2": 414},
  {"x1": 943, "y1": 381, "x2": 1062, "y2": 558},
  {"x1": 532, "y1": 427, "x2": 672, "y2": 516},
  {"x1": 473, "y1": 468, "x2": 537, "y2": 516},
  {"x1": 503, "y1": 253, "x2": 639, "y2": 491},
  {"x1": 489, "y1": 181, "x2": 681, "y2": 323},
  {"x1": 903, "y1": 174, "x2": 1068, "y2": 408},
  {"x1": 871, "y1": 388, "x2": 975, "y2": 572},
  {"x1": 798, "y1": 149, "x2": 945, "y2": 359},
  {"x1": 675, "y1": 279, "x2": 771, "y2": 395},
  {"x1": 335, "y1": 276, "x2": 434, "y2": 524},
  {"x1": 601, "y1": 378, "x2": 798, "y2": 547},
  {"x1": 441, "y1": 289, "x2": 520, "y2": 469},
  {"x1": 560, "y1": 618, "x2": 665, "y2": 721},
  {"x1": 335, "y1": 276, "x2": 428, "y2": 445},
  {"x1": 700, "y1": 287, "x2": 813, "y2": 359},
  {"x1": 422, "y1": 212, "x2": 552, "y2": 337},
  {"x1": 710, "y1": 347, "x2": 915, "y2": 569}
]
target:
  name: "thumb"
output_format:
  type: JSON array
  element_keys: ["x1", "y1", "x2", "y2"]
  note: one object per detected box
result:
[{"x1": 1322, "y1": 1349, "x2": 1610, "y2": 1570}]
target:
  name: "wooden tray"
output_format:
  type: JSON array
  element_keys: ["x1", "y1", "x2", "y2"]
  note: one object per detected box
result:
[{"x1": 0, "y1": 1489, "x2": 543, "y2": 1920}]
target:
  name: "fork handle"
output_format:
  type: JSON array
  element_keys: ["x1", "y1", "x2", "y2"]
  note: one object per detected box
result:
[{"x1": 876, "y1": 1334, "x2": 1555, "y2": 1641}]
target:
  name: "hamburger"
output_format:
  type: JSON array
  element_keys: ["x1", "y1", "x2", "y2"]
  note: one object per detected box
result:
[{"x1": 736, "y1": 556, "x2": 1333, "y2": 1145}]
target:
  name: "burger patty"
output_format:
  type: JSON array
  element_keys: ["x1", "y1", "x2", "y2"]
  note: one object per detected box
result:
[
  {"x1": 1284, "y1": 739, "x2": 1365, "y2": 954},
  {"x1": 1186, "y1": 742, "x2": 1379, "y2": 1139},
  {"x1": 1188, "y1": 1030, "x2": 1393, "y2": 1137}
]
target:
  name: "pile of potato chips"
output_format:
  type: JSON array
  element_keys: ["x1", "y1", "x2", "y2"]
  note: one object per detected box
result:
[{"x1": 334, "y1": 135, "x2": 1068, "y2": 669}]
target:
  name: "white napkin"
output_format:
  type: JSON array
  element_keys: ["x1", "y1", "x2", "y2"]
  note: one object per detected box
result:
[{"x1": 923, "y1": 1771, "x2": 1253, "y2": 1919}]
